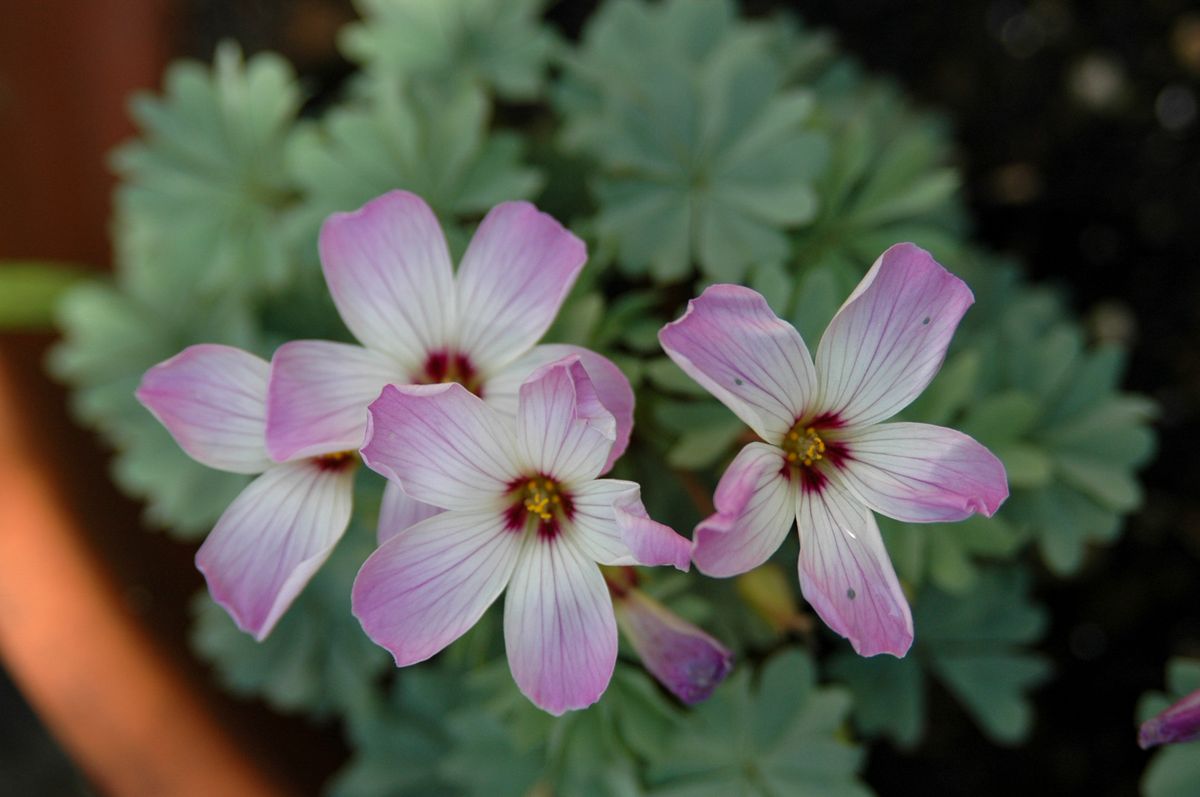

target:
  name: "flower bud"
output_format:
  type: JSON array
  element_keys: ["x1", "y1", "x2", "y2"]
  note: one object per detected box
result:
[
  {"x1": 1139, "y1": 687, "x2": 1200, "y2": 749},
  {"x1": 614, "y1": 588, "x2": 733, "y2": 705}
]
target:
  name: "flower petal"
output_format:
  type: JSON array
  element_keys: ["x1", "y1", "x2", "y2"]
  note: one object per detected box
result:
[
  {"x1": 319, "y1": 190, "x2": 455, "y2": 370},
  {"x1": 485, "y1": 343, "x2": 634, "y2": 474},
  {"x1": 361, "y1": 382, "x2": 521, "y2": 510},
  {"x1": 136, "y1": 344, "x2": 271, "y2": 474},
  {"x1": 353, "y1": 508, "x2": 523, "y2": 665},
  {"x1": 504, "y1": 536, "x2": 617, "y2": 715},
  {"x1": 836, "y1": 422, "x2": 1009, "y2": 523},
  {"x1": 454, "y1": 201, "x2": 587, "y2": 372},
  {"x1": 517, "y1": 356, "x2": 615, "y2": 484},
  {"x1": 266, "y1": 340, "x2": 401, "y2": 462},
  {"x1": 377, "y1": 480, "x2": 444, "y2": 545},
  {"x1": 196, "y1": 459, "x2": 355, "y2": 639},
  {"x1": 1139, "y1": 687, "x2": 1200, "y2": 749},
  {"x1": 614, "y1": 589, "x2": 733, "y2": 705},
  {"x1": 658, "y1": 284, "x2": 816, "y2": 442},
  {"x1": 815, "y1": 243, "x2": 973, "y2": 426},
  {"x1": 796, "y1": 477, "x2": 913, "y2": 657},
  {"x1": 570, "y1": 479, "x2": 691, "y2": 570},
  {"x1": 691, "y1": 442, "x2": 797, "y2": 577}
]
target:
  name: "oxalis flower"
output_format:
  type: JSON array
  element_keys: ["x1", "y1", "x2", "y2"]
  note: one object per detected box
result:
[
  {"x1": 269, "y1": 189, "x2": 633, "y2": 538},
  {"x1": 353, "y1": 356, "x2": 691, "y2": 714},
  {"x1": 658, "y1": 243, "x2": 1009, "y2": 657},
  {"x1": 139, "y1": 191, "x2": 630, "y2": 641},
  {"x1": 137, "y1": 344, "x2": 356, "y2": 640}
]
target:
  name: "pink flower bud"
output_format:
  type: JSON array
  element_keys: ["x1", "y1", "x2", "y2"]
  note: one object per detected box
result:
[
  {"x1": 615, "y1": 589, "x2": 733, "y2": 705},
  {"x1": 1139, "y1": 687, "x2": 1200, "y2": 749}
]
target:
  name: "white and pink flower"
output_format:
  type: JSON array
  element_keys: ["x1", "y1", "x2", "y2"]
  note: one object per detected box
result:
[
  {"x1": 139, "y1": 191, "x2": 632, "y2": 640},
  {"x1": 353, "y1": 357, "x2": 691, "y2": 714},
  {"x1": 270, "y1": 189, "x2": 633, "y2": 540},
  {"x1": 658, "y1": 243, "x2": 1009, "y2": 657},
  {"x1": 137, "y1": 344, "x2": 356, "y2": 640}
]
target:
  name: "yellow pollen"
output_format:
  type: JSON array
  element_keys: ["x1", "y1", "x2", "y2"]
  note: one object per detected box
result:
[
  {"x1": 518, "y1": 477, "x2": 565, "y2": 523},
  {"x1": 782, "y1": 423, "x2": 827, "y2": 468}
]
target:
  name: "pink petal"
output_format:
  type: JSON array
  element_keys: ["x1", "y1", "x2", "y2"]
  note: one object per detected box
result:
[
  {"x1": 614, "y1": 589, "x2": 733, "y2": 705},
  {"x1": 266, "y1": 340, "x2": 401, "y2": 462},
  {"x1": 796, "y1": 477, "x2": 913, "y2": 657},
  {"x1": 485, "y1": 343, "x2": 634, "y2": 474},
  {"x1": 353, "y1": 508, "x2": 523, "y2": 665},
  {"x1": 319, "y1": 190, "x2": 455, "y2": 371},
  {"x1": 136, "y1": 344, "x2": 271, "y2": 474},
  {"x1": 454, "y1": 202, "x2": 587, "y2": 372},
  {"x1": 196, "y1": 459, "x2": 355, "y2": 639},
  {"x1": 361, "y1": 382, "x2": 521, "y2": 510},
  {"x1": 516, "y1": 356, "x2": 615, "y2": 484},
  {"x1": 570, "y1": 479, "x2": 691, "y2": 570},
  {"x1": 691, "y1": 442, "x2": 797, "y2": 577},
  {"x1": 1140, "y1": 687, "x2": 1200, "y2": 749},
  {"x1": 504, "y1": 536, "x2": 617, "y2": 715},
  {"x1": 658, "y1": 284, "x2": 817, "y2": 442},
  {"x1": 815, "y1": 243, "x2": 973, "y2": 426},
  {"x1": 836, "y1": 422, "x2": 1009, "y2": 523},
  {"x1": 377, "y1": 480, "x2": 444, "y2": 545}
]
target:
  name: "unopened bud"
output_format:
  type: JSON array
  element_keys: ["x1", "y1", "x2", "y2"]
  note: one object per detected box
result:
[{"x1": 614, "y1": 589, "x2": 733, "y2": 705}]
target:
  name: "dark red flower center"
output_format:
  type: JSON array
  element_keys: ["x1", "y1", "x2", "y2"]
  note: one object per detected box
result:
[
  {"x1": 779, "y1": 416, "x2": 848, "y2": 493},
  {"x1": 503, "y1": 476, "x2": 575, "y2": 539},
  {"x1": 417, "y1": 350, "x2": 483, "y2": 396},
  {"x1": 314, "y1": 450, "x2": 357, "y2": 472}
]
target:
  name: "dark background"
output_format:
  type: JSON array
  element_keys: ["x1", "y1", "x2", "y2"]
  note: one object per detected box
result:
[{"x1": 2, "y1": 1, "x2": 1198, "y2": 794}]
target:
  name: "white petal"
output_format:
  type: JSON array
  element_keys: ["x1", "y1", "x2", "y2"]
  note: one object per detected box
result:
[
  {"x1": 815, "y1": 243, "x2": 973, "y2": 426},
  {"x1": 836, "y1": 422, "x2": 1009, "y2": 523},
  {"x1": 319, "y1": 190, "x2": 455, "y2": 370},
  {"x1": 196, "y1": 459, "x2": 355, "y2": 639},
  {"x1": 658, "y1": 284, "x2": 817, "y2": 442},
  {"x1": 691, "y1": 442, "x2": 797, "y2": 577},
  {"x1": 796, "y1": 477, "x2": 913, "y2": 657},
  {"x1": 353, "y1": 509, "x2": 523, "y2": 665},
  {"x1": 504, "y1": 535, "x2": 617, "y2": 715},
  {"x1": 377, "y1": 480, "x2": 444, "y2": 545},
  {"x1": 361, "y1": 383, "x2": 522, "y2": 510},
  {"x1": 454, "y1": 201, "x2": 587, "y2": 373},
  {"x1": 516, "y1": 357, "x2": 615, "y2": 484},
  {"x1": 569, "y1": 479, "x2": 691, "y2": 570},
  {"x1": 136, "y1": 344, "x2": 270, "y2": 474},
  {"x1": 266, "y1": 340, "x2": 401, "y2": 462},
  {"x1": 485, "y1": 343, "x2": 635, "y2": 474}
]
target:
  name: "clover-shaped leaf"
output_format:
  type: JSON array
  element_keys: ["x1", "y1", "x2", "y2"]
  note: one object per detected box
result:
[
  {"x1": 557, "y1": 0, "x2": 828, "y2": 283},
  {"x1": 287, "y1": 79, "x2": 541, "y2": 262},
  {"x1": 113, "y1": 43, "x2": 301, "y2": 300},
  {"x1": 645, "y1": 649, "x2": 870, "y2": 796},
  {"x1": 342, "y1": 0, "x2": 556, "y2": 101},
  {"x1": 832, "y1": 567, "x2": 1050, "y2": 748}
]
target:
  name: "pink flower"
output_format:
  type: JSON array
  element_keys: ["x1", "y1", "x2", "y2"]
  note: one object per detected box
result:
[
  {"x1": 1140, "y1": 687, "x2": 1200, "y2": 749},
  {"x1": 268, "y1": 189, "x2": 634, "y2": 540},
  {"x1": 353, "y1": 357, "x2": 691, "y2": 714},
  {"x1": 658, "y1": 243, "x2": 1009, "y2": 657},
  {"x1": 605, "y1": 569, "x2": 733, "y2": 705},
  {"x1": 137, "y1": 344, "x2": 356, "y2": 640}
]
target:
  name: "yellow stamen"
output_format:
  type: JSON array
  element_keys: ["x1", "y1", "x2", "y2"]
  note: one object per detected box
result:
[{"x1": 781, "y1": 422, "x2": 827, "y2": 470}]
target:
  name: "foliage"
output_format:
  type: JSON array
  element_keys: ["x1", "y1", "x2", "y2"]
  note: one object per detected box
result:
[{"x1": 44, "y1": 0, "x2": 1159, "y2": 795}]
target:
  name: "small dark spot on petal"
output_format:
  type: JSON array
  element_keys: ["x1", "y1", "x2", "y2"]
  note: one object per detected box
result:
[
  {"x1": 734, "y1": 377, "x2": 744, "y2": 385},
  {"x1": 922, "y1": 316, "x2": 930, "y2": 325},
  {"x1": 847, "y1": 588, "x2": 857, "y2": 600}
]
